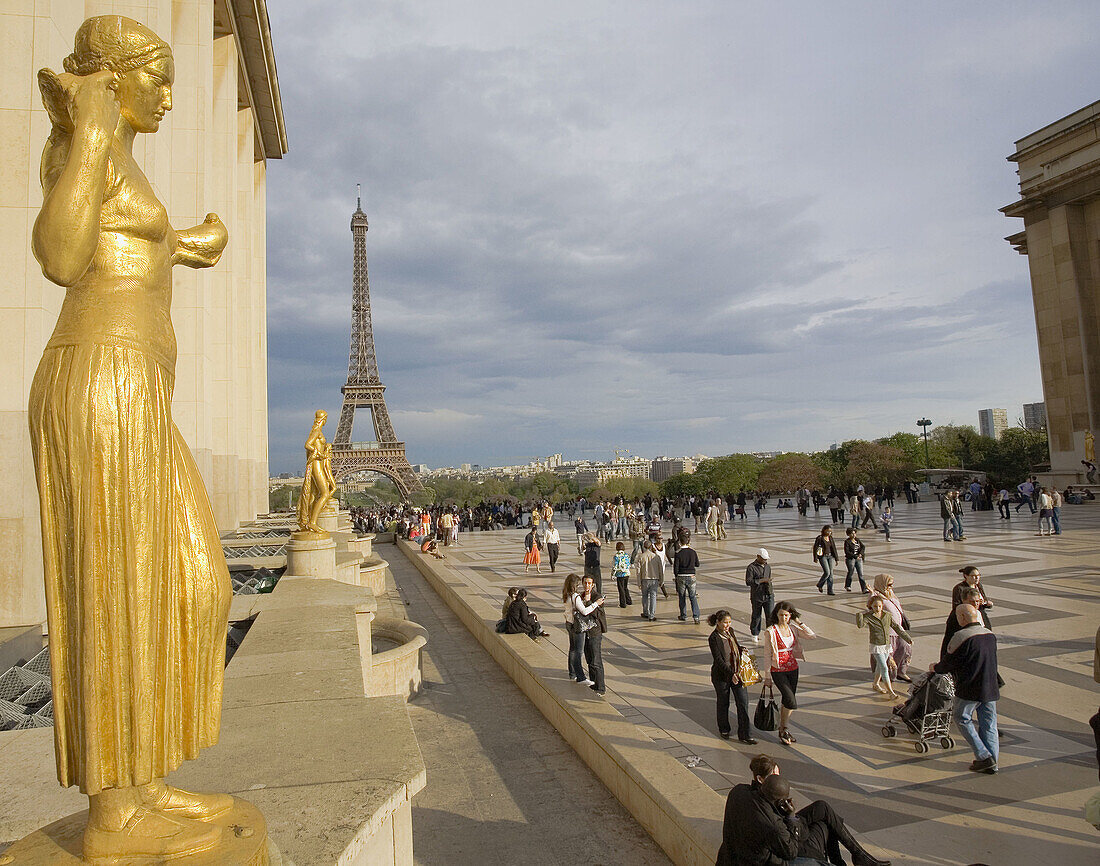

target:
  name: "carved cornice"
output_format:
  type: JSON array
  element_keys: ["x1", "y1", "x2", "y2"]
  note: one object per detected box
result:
[{"x1": 214, "y1": 0, "x2": 288, "y2": 161}]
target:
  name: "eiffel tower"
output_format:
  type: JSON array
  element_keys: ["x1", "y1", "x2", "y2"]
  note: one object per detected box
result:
[{"x1": 331, "y1": 187, "x2": 422, "y2": 499}]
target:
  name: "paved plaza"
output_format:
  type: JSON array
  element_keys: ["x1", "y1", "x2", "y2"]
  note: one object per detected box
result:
[{"x1": 422, "y1": 500, "x2": 1100, "y2": 866}]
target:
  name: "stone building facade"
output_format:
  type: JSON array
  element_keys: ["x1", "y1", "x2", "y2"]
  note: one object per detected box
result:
[
  {"x1": 1003, "y1": 100, "x2": 1100, "y2": 485},
  {"x1": 0, "y1": 0, "x2": 286, "y2": 628}
]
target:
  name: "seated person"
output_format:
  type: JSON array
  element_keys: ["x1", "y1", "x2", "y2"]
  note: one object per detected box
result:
[
  {"x1": 744, "y1": 755, "x2": 890, "y2": 866},
  {"x1": 503, "y1": 588, "x2": 549, "y2": 639},
  {"x1": 1065, "y1": 487, "x2": 1083, "y2": 504},
  {"x1": 420, "y1": 536, "x2": 445, "y2": 558},
  {"x1": 716, "y1": 773, "x2": 808, "y2": 866}
]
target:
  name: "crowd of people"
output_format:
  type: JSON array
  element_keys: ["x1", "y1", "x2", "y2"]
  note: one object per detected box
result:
[{"x1": 347, "y1": 474, "x2": 1090, "y2": 862}]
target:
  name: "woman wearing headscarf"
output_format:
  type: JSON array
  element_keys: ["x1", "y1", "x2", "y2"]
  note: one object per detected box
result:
[{"x1": 868, "y1": 573, "x2": 913, "y2": 682}]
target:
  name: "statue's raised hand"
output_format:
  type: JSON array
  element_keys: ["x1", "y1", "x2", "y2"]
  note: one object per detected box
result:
[{"x1": 69, "y1": 70, "x2": 122, "y2": 137}]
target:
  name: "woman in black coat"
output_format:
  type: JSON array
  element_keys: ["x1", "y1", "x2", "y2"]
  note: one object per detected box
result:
[
  {"x1": 708, "y1": 609, "x2": 757, "y2": 744},
  {"x1": 504, "y1": 588, "x2": 548, "y2": 639},
  {"x1": 812, "y1": 525, "x2": 840, "y2": 595}
]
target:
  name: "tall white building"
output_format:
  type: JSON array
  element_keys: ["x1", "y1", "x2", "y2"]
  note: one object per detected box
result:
[{"x1": 978, "y1": 408, "x2": 1008, "y2": 439}]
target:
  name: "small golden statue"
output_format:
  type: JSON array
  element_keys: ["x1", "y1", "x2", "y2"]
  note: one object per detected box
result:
[
  {"x1": 296, "y1": 410, "x2": 338, "y2": 534},
  {"x1": 21, "y1": 15, "x2": 266, "y2": 864}
]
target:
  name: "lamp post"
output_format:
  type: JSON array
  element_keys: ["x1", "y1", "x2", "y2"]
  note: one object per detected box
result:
[{"x1": 917, "y1": 419, "x2": 932, "y2": 469}]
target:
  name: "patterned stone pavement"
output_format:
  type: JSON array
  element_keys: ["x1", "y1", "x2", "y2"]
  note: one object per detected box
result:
[{"x1": 428, "y1": 500, "x2": 1100, "y2": 866}]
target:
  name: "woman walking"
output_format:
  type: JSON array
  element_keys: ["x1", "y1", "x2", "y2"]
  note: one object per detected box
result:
[
  {"x1": 612, "y1": 542, "x2": 633, "y2": 607},
  {"x1": 844, "y1": 527, "x2": 868, "y2": 592},
  {"x1": 868, "y1": 574, "x2": 913, "y2": 682},
  {"x1": 941, "y1": 566, "x2": 994, "y2": 658},
  {"x1": 522, "y1": 528, "x2": 542, "y2": 573},
  {"x1": 708, "y1": 610, "x2": 757, "y2": 744},
  {"x1": 813, "y1": 525, "x2": 839, "y2": 595},
  {"x1": 855, "y1": 595, "x2": 911, "y2": 699},
  {"x1": 582, "y1": 531, "x2": 603, "y2": 595},
  {"x1": 764, "y1": 602, "x2": 817, "y2": 745}
]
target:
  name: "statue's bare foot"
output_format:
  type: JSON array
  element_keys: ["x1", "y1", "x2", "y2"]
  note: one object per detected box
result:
[
  {"x1": 83, "y1": 805, "x2": 220, "y2": 862},
  {"x1": 141, "y1": 781, "x2": 233, "y2": 820}
]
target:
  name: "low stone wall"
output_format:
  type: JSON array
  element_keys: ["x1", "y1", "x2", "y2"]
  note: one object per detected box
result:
[
  {"x1": 367, "y1": 617, "x2": 427, "y2": 700},
  {"x1": 174, "y1": 576, "x2": 426, "y2": 866},
  {"x1": 398, "y1": 541, "x2": 724, "y2": 866}
]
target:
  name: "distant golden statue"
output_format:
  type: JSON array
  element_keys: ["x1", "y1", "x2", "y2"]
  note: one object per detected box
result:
[
  {"x1": 25, "y1": 15, "x2": 262, "y2": 863},
  {"x1": 1087, "y1": 430, "x2": 1095, "y2": 463},
  {"x1": 296, "y1": 409, "x2": 338, "y2": 533}
]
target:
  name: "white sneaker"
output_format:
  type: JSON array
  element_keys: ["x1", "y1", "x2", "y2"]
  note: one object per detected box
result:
[
  {"x1": 579, "y1": 678, "x2": 595, "y2": 686},
  {"x1": 752, "y1": 634, "x2": 759, "y2": 643}
]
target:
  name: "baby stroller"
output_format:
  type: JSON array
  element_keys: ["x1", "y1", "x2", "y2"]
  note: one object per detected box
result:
[{"x1": 881, "y1": 671, "x2": 956, "y2": 753}]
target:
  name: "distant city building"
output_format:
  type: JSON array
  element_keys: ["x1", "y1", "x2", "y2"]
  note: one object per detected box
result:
[
  {"x1": 460, "y1": 463, "x2": 472, "y2": 473},
  {"x1": 650, "y1": 457, "x2": 695, "y2": 483},
  {"x1": 546, "y1": 453, "x2": 563, "y2": 468},
  {"x1": 572, "y1": 457, "x2": 652, "y2": 488},
  {"x1": 978, "y1": 408, "x2": 1008, "y2": 439},
  {"x1": 1023, "y1": 402, "x2": 1047, "y2": 431},
  {"x1": 411, "y1": 464, "x2": 430, "y2": 475}
]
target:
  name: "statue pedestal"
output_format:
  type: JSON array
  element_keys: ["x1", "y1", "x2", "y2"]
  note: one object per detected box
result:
[
  {"x1": 0, "y1": 796, "x2": 276, "y2": 865},
  {"x1": 285, "y1": 530, "x2": 336, "y2": 579}
]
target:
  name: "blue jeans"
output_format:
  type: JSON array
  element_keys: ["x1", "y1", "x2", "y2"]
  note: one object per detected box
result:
[
  {"x1": 641, "y1": 580, "x2": 659, "y2": 618},
  {"x1": 1052, "y1": 506, "x2": 1061, "y2": 534},
  {"x1": 675, "y1": 575, "x2": 699, "y2": 620},
  {"x1": 618, "y1": 517, "x2": 628, "y2": 536},
  {"x1": 568, "y1": 626, "x2": 586, "y2": 681},
  {"x1": 942, "y1": 517, "x2": 956, "y2": 540},
  {"x1": 952, "y1": 515, "x2": 964, "y2": 538},
  {"x1": 844, "y1": 557, "x2": 865, "y2": 591},
  {"x1": 954, "y1": 698, "x2": 998, "y2": 763},
  {"x1": 816, "y1": 556, "x2": 835, "y2": 592}
]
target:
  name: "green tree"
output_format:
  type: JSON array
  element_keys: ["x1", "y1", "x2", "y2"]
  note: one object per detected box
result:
[
  {"x1": 693, "y1": 454, "x2": 761, "y2": 493},
  {"x1": 929, "y1": 425, "x2": 991, "y2": 469},
  {"x1": 876, "y1": 432, "x2": 926, "y2": 467},
  {"x1": 843, "y1": 441, "x2": 915, "y2": 487},
  {"x1": 268, "y1": 483, "x2": 300, "y2": 512},
  {"x1": 811, "y1": 448, "x2": 849, "y2": 489},
  {"x1": 757, "y1": 453, "x2": 822, "y2": 492},
  {"x1": 979, "y1": 427, "x2": 1049, "y2": 486},
  {"x1": 606, "y1": 477, "x2": 658, "y2": 499},
  {"x1": 660, "y1": 472, "x2": 703, "y2": 497}
]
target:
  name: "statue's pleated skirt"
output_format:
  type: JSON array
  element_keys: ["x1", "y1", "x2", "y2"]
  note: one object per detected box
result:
[{"x1": 28, "y1": 342, "x2": 230, "y2": 794}]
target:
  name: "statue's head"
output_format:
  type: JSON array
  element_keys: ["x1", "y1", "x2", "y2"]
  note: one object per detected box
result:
[
  {"x1": 315, "y1": 410, "x2": 328, "y2": 425},
  {"x1": 64, "y1": 16, "x2": 173, "y2": 133}
]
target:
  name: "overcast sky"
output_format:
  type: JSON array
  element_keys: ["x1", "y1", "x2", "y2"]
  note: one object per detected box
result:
[{"x1": 263, "y1": 0, "x2": 1100, "y2": 473}]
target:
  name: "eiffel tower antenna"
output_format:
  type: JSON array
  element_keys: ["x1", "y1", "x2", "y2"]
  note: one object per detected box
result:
[{"x1": 331, "y1": 193, "x2": 422, "y2": 498}]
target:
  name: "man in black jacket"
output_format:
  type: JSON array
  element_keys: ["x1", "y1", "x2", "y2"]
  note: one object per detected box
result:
[
  {"x1": 745, "y1": 549, "x2": 775, "y2": 643},
  {"x1": 932, "y1": 603, "x2": 999, "y2": 773},
  {"x1": 715, "y1": 775, "x2": 819, "y2": 866},
  {"x1": 739, "y1": 756, "x2": 890, "y2": 866}
]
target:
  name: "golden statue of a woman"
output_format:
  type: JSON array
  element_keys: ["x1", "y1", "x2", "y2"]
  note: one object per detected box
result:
[
  {"x1": 26, "y1": 16, "x2": 259, "y2": 863},
  {"x1": 296, "y1": 410, "x2": 338, "y2": 534}
]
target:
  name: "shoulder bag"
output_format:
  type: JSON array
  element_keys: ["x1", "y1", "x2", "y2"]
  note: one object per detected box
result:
[{"x1": 754, "y1": 685, "x2": 779, "y2": 732}]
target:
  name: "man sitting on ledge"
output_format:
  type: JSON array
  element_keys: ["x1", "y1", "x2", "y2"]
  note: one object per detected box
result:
[{"x1": 716, "y1": 754, "x2": 890, "y2": 866}]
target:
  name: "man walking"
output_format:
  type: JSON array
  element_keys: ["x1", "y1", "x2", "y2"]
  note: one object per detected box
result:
[
  {"x1": 745, "y1": 548, "x2": 775, "y2": 643},
  {"x1": 940, "y1": 492, "x2": 957, "y2": 541},
  {"x1": 932, "y1": 603, "x2": 1000, "y2": 774},
  {"x1": 636, "y1": 541, "x2": 661, "y2": 622},
  {"x1": 673, "y1": 528, "x2": 701, "y2": 624}
]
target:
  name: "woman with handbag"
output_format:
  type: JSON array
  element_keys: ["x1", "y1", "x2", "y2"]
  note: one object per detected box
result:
[
  {"x1": 707, "y1": 610, "x2": 758, "y2": 744},
  {"x1": 576, "y1": 574, "x2": 607, "y2": 696},
  {"x1": 764, "y1": 602, "x2": 817, "y2": 745},
  {"x1": 868, "y1": 573, "x2": 913, "y2": 682},
  {"x1": 813, "y1": 525, "x2": 839, "y2": 595}
]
